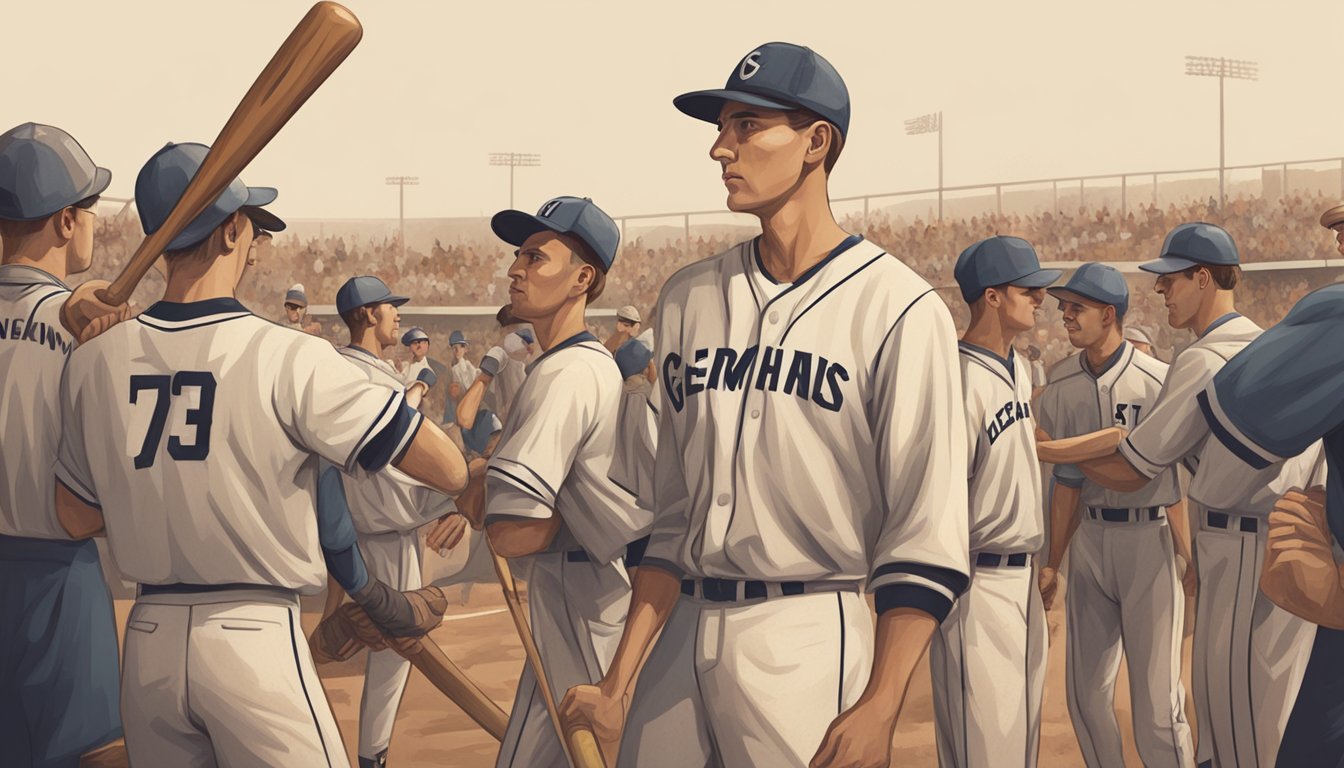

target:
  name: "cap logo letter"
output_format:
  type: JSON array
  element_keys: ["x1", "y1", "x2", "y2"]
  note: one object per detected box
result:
[
  {"x1": 539, "y1": 199, "x2": 563, "y2": 218},
  {"x1": 739, "y1": 51, "x2": 762, "y2": 81}
]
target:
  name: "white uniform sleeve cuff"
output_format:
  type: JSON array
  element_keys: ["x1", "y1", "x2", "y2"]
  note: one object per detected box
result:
[
  {"x1": 1116, "y1": 435, "x2": 1164, "y2": 479},
  {"x1": 485, "y1": 463, "x2": 558, "y2": 508}
]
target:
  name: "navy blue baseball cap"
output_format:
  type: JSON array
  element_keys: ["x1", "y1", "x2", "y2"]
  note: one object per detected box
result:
[
  {"x1": 492, "y1": 196, "x2": 620, "y2": 271},
  {"x1": 1140, "y1": 222, "x2": 1240, "y2": 275},
  {"x1": 449, "y1": 330, "x2": 468, "y2": 347},
  {"x1": 675, "y1": 43, "x2": 850, "y2": 138},
  {"x1": 953, "y1": 236, "x2": 1061, "y2": 304},
  {"x1": 136, "y1": 142, "x2": 285, "y2": 252},
  {"x1": 0, "y1": 123, "x2": 111, "y2": 221},
  {"x1": 401, "y1": 327, "x2": 429, "y2": 346},
  {"x1": 1048, "y1": 262, "x2": 1130, "y2": 319},
  {"x1": 615, "y1": 336, "x2": 655, "y2": 379},
  {"x1": 336, "y1": 276, "x2": 408, "y2": 316}
]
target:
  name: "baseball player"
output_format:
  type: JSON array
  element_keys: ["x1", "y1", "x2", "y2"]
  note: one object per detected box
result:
[
  {"x1": 610, "y1": 331, "x2": 658, "y2": 515},
  {"x1": 456, "y1": 324, "x2": 536, "y2": 430},
  {"x1": 1037, "y1": 223, "x2": 1317, "y2": 768},
  {"x1": 1035, "y1": 262, "x2": 1194, "y2": 768},
  {"x1": 0, "y1": 122, "x2": 123, "y2": 768},
  {"x1": 1124, "y1": 326, "x2": 1156, "y2": 358},
  {"x1": 935, "y1": 236, "x2": 1057, "y2": 768},
  {"x1": 53, "y1": 142, "x2": 470, "y2": 768},
  {"x1": 562, "y1": 43, "x2": 970, "y2": 768},
  {"x1": 443, "y1": 329, "x2": 479, "y2": 426},
  {"x1": 457, "y1": 195, "x2": 651, "y2": 768},
  {"x1": 400, "y1": 325, "x2": 436, "y2": 410},
  {"x1": 1198, "y1": 206, "x2": 1344, "y2": 765},
  {"x1": 604, "y1": 304, "x2": 642, "y2": 353},
  {"x1": 284, "y1": 282, "x2": 321, "y2": 334},
  {"x1": 332, "y1": 276, "x2": 465, "y2": 768}
]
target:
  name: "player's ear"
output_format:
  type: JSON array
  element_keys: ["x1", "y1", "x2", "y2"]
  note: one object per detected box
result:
[
  {"x1": 805, "y1": 122, "x2": 832, "y2": 165},
  {"x1": 572, "y1": 263, "x2": 594, "y2": 298},
  {"x1": 221, "y1": 211, "x2": 247, "y2": 252},
  {"x1": 55, "y1": 206, "x2": 77, "y2": 240}
]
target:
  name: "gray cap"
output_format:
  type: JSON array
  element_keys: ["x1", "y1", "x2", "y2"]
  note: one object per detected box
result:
[
  {"x1": 491, "y1": 196, "x2": 620, "y2": 271},
  {"x1": 1048, "y1": 262, "x2": 1129, "y2": 319},
  {"x1": 617, "y1": 305, "x2": 641, "y2": 324},
  {"x1": 136, "y1": 142, "x2": 285, "y2": 251},
  {"x1": 336, "y1": 275, "x2": 408, "y2": 315},
  {"x1": 0, "y1": 123, "x2": 111, "y2": 221},
  {"x1": 1140, "y1": 222, "x2": 1240, "y2": 275}
]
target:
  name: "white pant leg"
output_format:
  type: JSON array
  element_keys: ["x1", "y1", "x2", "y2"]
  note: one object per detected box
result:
[
  {"x1": 122, "y1": 590, "x2": 350, "y2": 768},
  {"x1": 1113, "y1": 523, "x2": 1195, "y2": 768},
  {"x1": 932, "y1": 564, "x2": 1040, "y2": 768},
  {"x1": 698, "y1": 589, "x2": 873, "y2": 768},
  {"x1": 121, "y1": 602, "x2": 217, "y2": 768},
  {"x1": 1065, "y1": 523, "x2": 1126, "y2": 768},
  {"x1": 1026, "y1": 566, "x2": 1048, "y2": 768},
  {"x1": 357, "y1": 531, "x2": 422, "y2": 760},
  {"x1": 618, "y1": 597, "x2": 718, "y2": 768},
  {"x1": 496, "y1": 554, "x2": 632, "y2": 768}
]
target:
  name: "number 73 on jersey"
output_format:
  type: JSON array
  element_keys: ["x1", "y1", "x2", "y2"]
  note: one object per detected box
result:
[{"x1": 129, "y1": 372, "x2": 217, "y2": 469}]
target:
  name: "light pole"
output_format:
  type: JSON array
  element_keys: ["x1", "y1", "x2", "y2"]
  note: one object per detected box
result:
[
  {"x1": 488, "y1": 152, "x2": 542, "y2": 209},
  {"x1": 905, "y1": 111, "x2": 943, "y2": 222},
  {"x1": 385, "y1": 176, "x2": 418, "y2": 260},
  {"x1": 1184, "y1": 56, "x2": 1258, "y2": 205}
]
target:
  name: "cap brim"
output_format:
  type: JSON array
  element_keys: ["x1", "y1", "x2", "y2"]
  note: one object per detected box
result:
[
  {"x1": 85, "y1": 166, "x2": 113, "y2": 200},
  {"x1": 491, "y1": 209, "x2": 560, "y2": 248},
  {"x1": 242, "y1": 186, "x2": 285, "y2": 233},
  {"x1": 1010, "y1": 269, "x2": 1063, "y2": 289},
  {"x1": 1047, "y1": 286, "x2": 1111, "y2": 307},
  {"x1": 673, "y1": 89, "x2": 800, "y2": 124},
  {"x1": 1139, "y1": 256, "x2": 1199, "y2": 274},
  {"x1": 387, "y1": 295, "x2": 409, "y2": 307}
]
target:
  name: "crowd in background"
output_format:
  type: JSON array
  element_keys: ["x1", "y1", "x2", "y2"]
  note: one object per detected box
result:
[{"x1": 84, "y1": 189, "x2": 1342, "y2": 375}]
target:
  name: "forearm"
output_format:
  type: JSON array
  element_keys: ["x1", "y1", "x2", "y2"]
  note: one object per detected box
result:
[
  {"x1": 485, "y1": 516, "x2": 561, "y2": 557},
  {"x1": 852, "y1": 608, "x2": 938, "y2": 721},
  {"x1": 1077, "y1": 452, "x2": 1151, "y2": 492},
  {"x1": 1037, "y1": 427, "x2": 1125, "y2": 465},
  {"x1": 405, "y1": 382, "x2": 427, "y2": 410},
  {"x1": 599, "y1": 566, "x2": 682, "y2": 697},
  {"x1": 1046, "y1": 483, "x2": 1083, "y2": 569},
  {"x1": 455, "y1": 377, "x2": 490, "y2": 428},
  {"x1": 1166, "y1": 498, "x2": 1194, "y2": 564},
  {"x1": 394, "y1": 419, "x2": 469, "y2": 495},
  {"x1": 1272, "y1": 564, "x2": 1344, "y2": 630}
]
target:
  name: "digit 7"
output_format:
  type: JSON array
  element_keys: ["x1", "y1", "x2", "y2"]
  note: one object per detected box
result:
[{"x1": 130, "y1": 375, "x2": 171, "y2": 469}]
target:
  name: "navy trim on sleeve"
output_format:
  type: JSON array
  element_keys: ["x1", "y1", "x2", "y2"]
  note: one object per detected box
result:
[
  {"x1": 357, "y1": 401, "x2": 418, "y2": 472},
  {"x1": 872, "y1": 562, "x2": 970, "y2": 598},
  {"x1": 624, "y1": 535, "x2": 651, "y2": 568},
  {"x1": 1197, "y1": 390, "x2": 1273, "y2": 470},
  {"x1": 875, "y1": 584, "x2": 955, "y2": 622},
  {"x1": 416, "y1": 367, "x2": 437, "y2": 387},
  {"x1": 390, "y1": 414, "x2": 423, "y2": 467}
]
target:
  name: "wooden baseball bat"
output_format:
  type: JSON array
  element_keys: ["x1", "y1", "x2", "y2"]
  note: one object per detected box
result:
[
  {"x1": 97, "y1": 1, "x2": 362, "y2": 306},
  {"x1": 490, "y1": 548, "x2": 608, "y2": 768},
  {"x1": 403, "y1": 634, "x2": 510, "y2": 740}
]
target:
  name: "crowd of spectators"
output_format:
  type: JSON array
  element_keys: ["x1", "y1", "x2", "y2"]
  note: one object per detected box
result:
[{"x1": 82, "y1": 189, "x2": 1342, "y2": 373}]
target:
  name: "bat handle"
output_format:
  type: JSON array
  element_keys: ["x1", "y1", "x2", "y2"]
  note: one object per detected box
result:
[{"x1": 568, "y1": 727, "x2": 609, "y2": 768}]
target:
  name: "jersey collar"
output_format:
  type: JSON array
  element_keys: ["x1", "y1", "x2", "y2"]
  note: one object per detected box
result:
[
  {"x1": 1198, "y1": 312, "x2": 1241, "y2": 338},
  {"x1": 752, "y1": 233, "x2": 864, "y2": 287},
  {"x1": 958, "y1": 341, "x2": 1016, "y2": 383},
  {"x1": 0, "y1": 264, "x2": 70, "y2": 289},
  {"x1": 1081, "y1": 341, "x2": 1129, "y2": 380},
  {"x1": 527, "y1": 331, "x2": 599, "y2": 375}
]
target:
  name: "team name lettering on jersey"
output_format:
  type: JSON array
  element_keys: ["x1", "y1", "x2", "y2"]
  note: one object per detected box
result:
[
  {"x1": 662, "y1": 346, "x2": 849, "y2": 414},
  {"x1": 986, "y1": 400, "x2": 1032, "y2": 445},
  {"x1": 0, "y1": 317, "x2": 71, "y2": 354}
]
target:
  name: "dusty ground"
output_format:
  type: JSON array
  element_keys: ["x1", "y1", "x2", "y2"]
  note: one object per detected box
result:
[{"x1": 109, "y1": 563, "x2": 1197, "y2": 767}]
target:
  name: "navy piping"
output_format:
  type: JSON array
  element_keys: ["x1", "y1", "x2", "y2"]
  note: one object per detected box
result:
[
  {"x1": 1199, "y1": 312, "x2": 1241, "y2": 338},
  {"x1": 645, "y1": 398, "x2": 659, "y2": 417},
  {"x1": 960, "y1": 348, "x2": 1015, "y2": 389},
  {"x1": 1197, "y1": 391, "x2": 1272, "y2": 470},
  {"x1": 487, "y1": 466, "x2": 551, "y2": 504},
  {"x1": 288, "y1": 608, "x2": 335, "y2": 768},
  {"x1": 56, "y1": 475, "x2": 100, "y2": 510},
  {"x1": 958, "y1": 340, "x2": 1017, "y2": 381},
  {"x1": 741, "y1": 242, "x2": 764, "y2": 312},
  {"x1": 1243, "y1": 535, "x2": 1259, "y2": 766},
  {"x1": 343, "y1": 392, "x2": 398, "y2": 472},
  {"x1": 868, "y1": 290, "x2": 937, "y2": 380},
  {"x1": 390, "y1": 414, "x2": 423, "y2": 467},
  {"x1": 525, "y1": 331, "x2": 598, "y2": 375},
  {"x1": 495, "y1": 459, "x2": 560, "y2": 502},
  {"x1": 503, "y1": 676, "x2": 533, "y2": 767},
  {"x1": 136, "y1": 313, "x2": 252, "y2": 333},
  {"x1": 24, "y1": 287, "x2": 69, "y2": 329},
  {"x1": 608, "y1": 474, "x2": 639, "y2": 500},
  {"x1": 779, "y1": 250, "x2": 888, "y2": 344},
  {"x1": 1081, "y1": 342, "x2": 1129, "y2": 380},
  {"x1": 836, "y1": 592, "x2": 846, "y2": 715}
]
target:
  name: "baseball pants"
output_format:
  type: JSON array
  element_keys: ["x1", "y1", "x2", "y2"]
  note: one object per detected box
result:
[
  {"x1": 120, "y1": 587, "x2": 347, "y2": 768},
  {"x1": 497, "y1": 552, "x2": 631, "y2": 768},
  {"x1": 618, "y1": 584, "x2": 872, "y2": 768},
  {"x1": 1065, "y1": 513, "x2": 1194, "y2": 768},
  {"x1": 930, "y1": 556, "x2": 1047, "y2": 768},
  {"x1": 1192, "y1": 511, "x2": 1315, "y2": 768},
  {"x1": 356, "y1": 529, "x2": 423, "y2": 762}
]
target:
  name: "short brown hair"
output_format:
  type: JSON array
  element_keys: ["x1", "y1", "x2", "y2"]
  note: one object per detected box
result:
[
  {"x1": 562, "y1": 234, "x2": 607, "y2": 301},
  {"x1": 1180, "y1": 264, "x2": 1241, "y2": 290},
  {"x1": 785, "y1": 109, "x2": 845, "y2": 173}
]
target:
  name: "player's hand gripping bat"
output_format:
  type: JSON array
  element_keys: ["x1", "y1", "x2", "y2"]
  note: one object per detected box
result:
[{"x1": 60, "y1": 1, "x2": 363, "y2": 340}]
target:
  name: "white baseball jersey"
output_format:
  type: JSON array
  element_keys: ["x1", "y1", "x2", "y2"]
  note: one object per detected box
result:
[
  {"x1": 479, "y1": 344, "x2": 529, "y2": 419},
  {"x1": 339, "y1": 345, "x2": 453, "y2": 534},
  {"x1": 1117, "y1": 313, "x2": 1285, "y2": 512},
  {"x1": 403, "y1": 357, "x2": 433, "y2": 391},
  {"x1": 959, "y1": 342, "x2": 1043, "y2": 554},
  {"x1": 1039, "y1": 343, "x2": 1181, "y2": 510},
  {"x1": 0, "y1": 265, "x2": 75, "y2": 539},
  {"x1": 485, "y1": 332, "x2": 652, "y2": 565},
  {"x1": 643, "y1": 236, "x2": 970, "y2": 614},
  {"x1": 610, "y1": 380, "x2": 660, "y2": 512},
  {"x1": 448, "y1": 357, "x2": 480, "y2": 395},
  {"x1": 56, "y1": 298, "x2": 422, "y2": 591}
]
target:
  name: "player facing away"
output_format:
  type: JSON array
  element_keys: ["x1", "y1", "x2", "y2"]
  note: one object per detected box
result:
[
  {"x1": 562, "y1": 42, "x2": 971, "y2": 768},
  {"x1": 1035, "y1": 263, "x2": 1195, "y2": 768},
  {"x1": 330, "y1": 276, "x2": 463, "y2": 768},
  {"x1": 1036, "y1": 223, "x2": 1317, "y2": 768},
  {"x1": 937, "y1": 236, "x2": 1057, "y2": 768},
  {"x1": 53, "y1": 142, "x2": 471, "y2": 768},
  {"x1": 0, "y1": 122, "x2": 124, "y2": 768},
  {"x1": 458, "y1": 195, "x2": 652, "y2": 768}
]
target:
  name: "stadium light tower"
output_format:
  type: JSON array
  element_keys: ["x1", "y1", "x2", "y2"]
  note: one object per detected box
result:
[
  {"x1": 386, "y1": 176, "x2": 418, "y2": 259},
  {"x1": 1185, "y1": 56, "x2": 1258, "y2": 205},
  {"x1": 488, "y1": 152, "x2": 542, "y2": 209},
  {"x1": 904, "y1": 111, "x2": 943, "y2": 221}
]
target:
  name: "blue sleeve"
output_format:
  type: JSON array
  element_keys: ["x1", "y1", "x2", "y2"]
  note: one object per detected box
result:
[
  {"x1": 316, "y1": 463, "x2": 368, "y2": 593},
  {"x1": 1052, "y1": 463, "x2": 1086, "y2": 488},
  {"x1": 1202, "y1": 286, "x2": 1344, "y2": 469},
  {"x1": 416, "y1": 367, "x2": 437, "y2": 389},
  {"x1": 356, "y1": 402, "x2": 422, "y2": 471}
]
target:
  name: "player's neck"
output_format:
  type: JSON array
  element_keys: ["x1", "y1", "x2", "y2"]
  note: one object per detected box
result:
[
  {"x1": 1, "y1": 242, "x2": 72, "y2": 281},
  {"x1": 348, "y1": 329, "x2": 384, "y2": 360},
  {"x1": 531, "y1": 297, "x2": 588, "y2": 352},
  {"x1": 1192, "y1": 291, "x2": 1238, "y2": 336},
  {"x1": 755, "y1": 179, "x2": 848, "y2": 283},
  {"x1": 961, "y1": 315, "x2": 1015, "y2": 360},
  {"x1": 1083, "y1": 331, "x2": 1124, "y2": 371},
  {"x1": 162, "y1": 253, "x2": 241, "y2": 303}
]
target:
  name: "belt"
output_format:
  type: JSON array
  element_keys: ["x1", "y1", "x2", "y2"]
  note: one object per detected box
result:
[
  {"x1": 139, "y1": 582, "x2": 294, "y2": 597},
  {"x1": 679, "y1": 578, "x2": 859, "y2": 602},
  {"x1": 1087, "y1": 506, "x2": 1163, "y2": 523},
  {"x1": 1205, "y1": 510, "x2": 1260, "y2": 534},
  {"x1": 565, "y1": 550, "x2": 591, "y2": 563},
  {"x1": 975, "y1": 552, "x2": 1030, "y2": 568}
]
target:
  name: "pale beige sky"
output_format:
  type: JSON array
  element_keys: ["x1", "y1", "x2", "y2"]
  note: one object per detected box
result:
[{"x1": 3, "y1": 0, "x2": 1340, "y2": 221}]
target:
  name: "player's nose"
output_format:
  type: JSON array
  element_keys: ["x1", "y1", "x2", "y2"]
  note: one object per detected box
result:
[{"x1": 709, "y1": 132, "x2": 735, "y2": 163}]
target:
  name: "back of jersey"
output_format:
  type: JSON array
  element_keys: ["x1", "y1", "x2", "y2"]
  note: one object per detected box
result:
[
  {"x1": 0, "y1": 266, "x2": 73, "y2": 538},
  {"x1": 57, "y1": 299, "x2": 412, "y2": 591}
]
